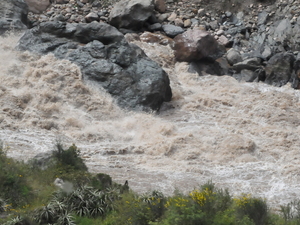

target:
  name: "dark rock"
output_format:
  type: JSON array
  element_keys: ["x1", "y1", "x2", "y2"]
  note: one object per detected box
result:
[
  {"x1": 18, "y1": 21, "x2": 172, "y2": 111},
  {"x1": 189, "y1": 59, "x2": 227, "y2": 76},
  {"x1": 108, "y1": 0, "x2": 154, "y2": 30},
  {"x1": 0, "y1": 0, "x2": 28, "y2": 35},
  {"x1": 148, "y1": 23, "x2": 162, "y2": 31},
  {"x1": 291, "y1": 53, "x2": 300, "y2": 89},
  {"x1": 232, "y1": 58, "x2": 262, "y2": 73},
  {"x1": 233, "y1": 69, "x2": 258, "y2": 82},
  {"x1": 162, "y1": 24, "x2": 184, "y2": 38},
  {"x1": 265, "y1": 52, "x2": 295, "y2": 87},
  {"x1": 173, "y1": 29, "x2": 224, "y2": 62}
]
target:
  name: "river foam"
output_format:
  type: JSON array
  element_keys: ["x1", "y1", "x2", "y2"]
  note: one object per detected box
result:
[{"x1": 1, "y1": 34, "x2": 300, "y2": 209}]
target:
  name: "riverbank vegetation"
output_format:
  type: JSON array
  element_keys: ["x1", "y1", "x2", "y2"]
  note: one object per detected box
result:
[{"x1": 0, "y1": 142, "x2": 299, "y2": 225}]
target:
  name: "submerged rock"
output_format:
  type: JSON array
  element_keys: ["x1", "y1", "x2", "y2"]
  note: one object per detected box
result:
[{"x1": 18, "y1": 21, "x2": 172, "y2": 111}]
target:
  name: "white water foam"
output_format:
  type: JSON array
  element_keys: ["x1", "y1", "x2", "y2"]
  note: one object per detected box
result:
[{"x1": 1, "y1": 34, "x2": 300, "y2": 209}]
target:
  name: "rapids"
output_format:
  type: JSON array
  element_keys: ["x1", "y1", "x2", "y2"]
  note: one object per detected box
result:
[{"x1": 1, "y1": 33, "x2": 300, "y2": 210}]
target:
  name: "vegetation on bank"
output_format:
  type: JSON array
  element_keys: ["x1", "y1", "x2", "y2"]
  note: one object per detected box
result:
[{"x1": 0, "y1": 142, "x2": 300, "y2": 225}]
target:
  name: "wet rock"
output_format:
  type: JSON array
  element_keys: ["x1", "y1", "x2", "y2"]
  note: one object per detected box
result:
[
  {"x1": 292, "y1": 53, "x2": 300, "y2": 89},
  {"x1": 0, "y1": 0, "x2": 28, "y2": 35},
  {"x1": 173, "y1": 29, "x2": 222, "y2": 62},
  {"x1": 265, "y1": 52, "x2": 295, "y2": 87},
  {"x1": 189, "y1": 59, "x2": 226, "y2": 76},
  {"x1": 18, "y1": 21, "x2": 172, "y2": 111},
  {"x1": 24, "y1": 0, "x2": 52, "y2": 14},
  {"x1": 108, "y1": 0, "x2": 154, "y2": 30},
  {"x1": 162, "y1": 24, "x2": 184, "y2": 38},
  {"x1": 232, "y1": 58, "x2": 262, "y2": 73},
  {"x1": 233, "y1": 69, "x2": 258, "y2": 82}
]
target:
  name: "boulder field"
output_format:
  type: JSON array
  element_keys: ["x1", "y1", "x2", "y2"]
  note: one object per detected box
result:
[{"x1": 2, "y1": 0, "x2": 300, "y2": 110}]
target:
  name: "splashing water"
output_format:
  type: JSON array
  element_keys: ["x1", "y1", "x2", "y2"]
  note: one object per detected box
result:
[{"x1": 1, "y1": 34, "x2": 300, "y2": 209}]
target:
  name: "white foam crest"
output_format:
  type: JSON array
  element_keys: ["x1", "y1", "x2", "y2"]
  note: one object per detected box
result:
[{"x1": 1, "y1": 35, "x2": 300, "y2": 208}]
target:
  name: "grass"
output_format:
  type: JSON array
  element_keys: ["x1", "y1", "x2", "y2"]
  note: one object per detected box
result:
[{"x1": 1, "y1": 142, "x2": 300, "y2": 225}]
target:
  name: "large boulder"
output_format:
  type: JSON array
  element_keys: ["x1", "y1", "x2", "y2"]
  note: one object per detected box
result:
[
  {"x1": 265, "y1": 53, "x2": 295, "y2": 87},
  {"x1": 0, "y1": 0, "x2": 28, "y2": 35},
  {"x1": 24, "y1": 0, "x2": 52, "y2": 14},
  {"x1": 17, "y1": 21, "x2": 172, "y2": 111},
  {"x1": 108, "y1": 0, "x2": 154, "y2": 30},
  {"x1": 172, "y1": 29, "x2": 224, "y2": 62}
]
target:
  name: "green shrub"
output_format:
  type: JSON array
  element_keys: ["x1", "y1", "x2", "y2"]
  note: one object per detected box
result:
[
  {"x1": 234, "y1": 194, "x2": 269, "y2": 225},
  {"x1": 53, "y1": 143, "x2": 87, "y2": 172}
]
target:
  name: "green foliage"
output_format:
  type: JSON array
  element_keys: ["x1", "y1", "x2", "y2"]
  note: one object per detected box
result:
[
  {"x1": 53, "y1": 143, "x2": 88, "y2": 172},
  {"x1": 280, "y1": 199, "x2": 300, "y2": 224},
  {"x1": 3, "y1": 141, "x2": 300, "y2": 225},
  {"x1": 234, "y1": 194, "x2": 269, "y2": 225},
  {"x1": 0, "y1": 144, "x2": 33, "y2": 207}
]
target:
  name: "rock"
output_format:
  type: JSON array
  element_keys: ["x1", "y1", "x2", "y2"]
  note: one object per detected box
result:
[
  {"x1": 188, "y1": 59, "x2": 227, "y2": 76},
  {"x1": 0, "y1": 0, "x2": 28, "y2": 35},
  {"x1": 232, "y1": 58, "x2": 262, "y2": 73},
  {"x1": 233, "y1": 69, "x2": 258, "y2": 82},
  {"x1": 197, "y1": 8, "x2": 205, "y2": 17},
  {"x1": 183, "y1": 19, "x2": 191, "y2": 28},
  {"x1": 167, "y1": 12, "x2": 177, "y2": 22},
  {"x1": 162, "y1": 24, "x2": 184, "y2": 38},
  {"x1": 217, "y1": 35, "x2": 230, "y2": 46},
  {"x1": 24, "y1": 0, "x2": 52, "y2": 14},
  {"x1": 226, "y1": 48, "x2": 242, "y2": 65},
  {"x1": 154, "y1": 0, "x2": 166, "y2": 13},
  {"x1": 173, "y1": 29, "x2": 222, "y2": 62},
  {"x1": 258, "y1": 11, "x2": 268, "y2": 25},
  {"x1": 265, "y1": 52, "x2": 295, "y2": 87},
  {"x1": 174, "y1": 18, "x2": 184, "y2": 27},
  {"x1": 273, "y1": 19, "x2": 292, "y2": 43},
  {"x1": 108, "y1": 0, "x2": 154, "y2": 30},
  {"x1": 18, "y1": 21, "x2": 172, "y2": 111},
  {"x1": 140, "y1": 31, "x2": 174, "y2": 46},
  {"x1": 85, "y1": 12, "x2": 99, "y2": 23},
  {"x1": 148, "y1": 23, "x2": 162, "y2": 31},
  {"x1": 292, "y1": 53, "x2": 300, "y2": 89}
]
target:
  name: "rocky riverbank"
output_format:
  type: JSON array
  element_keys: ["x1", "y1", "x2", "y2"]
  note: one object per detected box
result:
[{"x1": 2, "y1": 0, "x2": 300, "y2": 111}]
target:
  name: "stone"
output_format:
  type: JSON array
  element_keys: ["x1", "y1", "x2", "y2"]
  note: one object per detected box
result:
[
  {"x1": 184, "y1": 19, "x2": 191, "y2": 28},
  {"x1": 265, "y1": 52, "x2": 295, "y2": 87},
  {"x1": 232, "y1": 58, "x2": 262, "y2": 73},
  {"x1": 167, "y1": 12, "x2": 177, "y2": 22},
  {"x1": 189, "y1": 58, "x2": 228, "y2": 76},
  {"x1": 18, "y1": 21, "x2": 172, "y2": 111},
  {"x1": 0, "y1": 0, "x2": 28, "y2": 35},
  {"x1": 258, "y1": 11, "x2": 268, "y2": 25},
  {"x1": 226, "y1": 48, "x2": 242, "y2": 65},
  {"x1": 24, "y1": 0, "x2": 52, "y2": 14},
  {"x1": 232, "y1": 69, "x2": 258, "y2": 82},
  {"x1": 218, "y1": 35, "x2": 230, "y2": 46},
  {"x1": 154, "y1": 0, "x2": 166, "y2": 13},
  {"x1": 174, "y1": 18, "x2": 184, "y2": 27},
  {"x1": 140, "y1": 31, "x2": 174, "y2": 46},
  {"x1": 85, "y1": 12, "x2": 99, "y2": 23},
  {"x1": 162, "y1": 24, "x2": 184, "y2": 38},
  {"x1": 173, "y1": 29, "x2": 223, "y2": 62},
  {"x1": 108, "y1": 0, "x2": 154, "y2": 30},
  {"x1": 148, "y1": 23, "x2": 162, "y2": 31}
]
